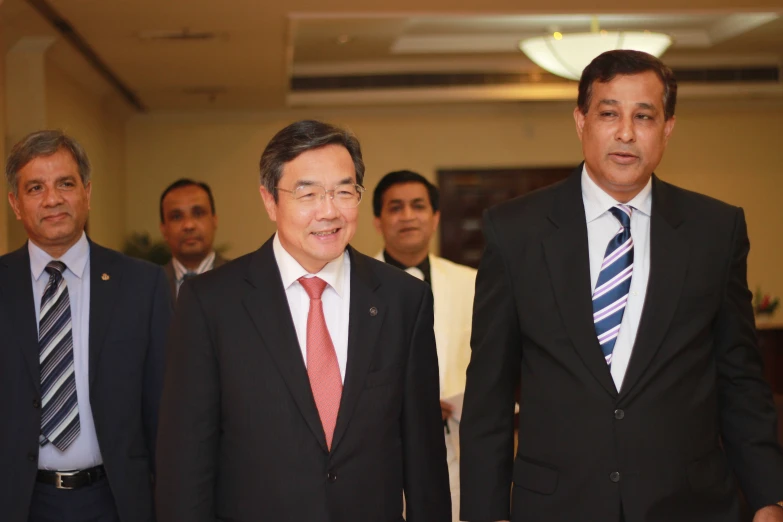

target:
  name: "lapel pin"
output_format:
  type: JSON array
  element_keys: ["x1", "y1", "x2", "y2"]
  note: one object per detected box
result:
[
  {"x1": 369, "y1": 307, "x2": 378, "y2": 317},
  {"x1": 101, "y1": 273, "x2": 110, "y2": 281}
]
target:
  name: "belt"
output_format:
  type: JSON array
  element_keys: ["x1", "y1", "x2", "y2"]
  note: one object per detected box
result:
[{"x1": 36, "y1": 465, "x2": 106, "y2": 490}]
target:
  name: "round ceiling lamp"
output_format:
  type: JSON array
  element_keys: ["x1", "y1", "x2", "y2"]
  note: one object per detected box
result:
[{"x1": 519, "y1": 29, "x2": 672, "y2": 81}]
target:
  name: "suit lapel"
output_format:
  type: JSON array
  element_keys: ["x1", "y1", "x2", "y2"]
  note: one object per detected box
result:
[
  {"x1": 88, "y1": 241, "x2": 122, "y2": 388},
  {"x1": 619, "y1": 177, "x2": 688, "y2": 399},
  {"x1": 542, "y1": 168, "x2": 618, "y2": 397},
  {"x1": 242, "y1": 240, "x2": 329, "y2": 452},
  {"x1": 163, "y1": 261, "x2": 177, "y2": 307},
  {"x1": 330, "y1": 247, "x2": 384, "y2": 453},
  {"x1": 0, "y1": 245, "x2": 41, "y2": 391}
]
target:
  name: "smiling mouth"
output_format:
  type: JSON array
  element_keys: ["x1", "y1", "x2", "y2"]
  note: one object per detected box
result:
[{"x1": 312, "y1": 228, "x2": 339, "y2": 237}]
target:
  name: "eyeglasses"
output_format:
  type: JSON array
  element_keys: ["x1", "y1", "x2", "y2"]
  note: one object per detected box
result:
[{"x1": 275, "y1": 183, "x2": 365, "y2": 209}]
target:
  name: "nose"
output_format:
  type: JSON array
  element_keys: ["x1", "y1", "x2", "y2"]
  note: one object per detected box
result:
[
  {"x1": 616, "y1": 115, "x2": 636, "y2": 143},
  {"x1": 182, "y1": 216, "x2": 196, "y2": 230},
  {"x1": 314, "y1": 191, "x2": 338, "y2": 219},
  {"x1": 43, "y1": 186, "x2": 65, "y2": 207},
  {"x1": 401, "y1": 205, "x2": 415, "y2": 220}
]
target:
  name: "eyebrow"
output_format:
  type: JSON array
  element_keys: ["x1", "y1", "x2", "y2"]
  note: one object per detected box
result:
[
  {"x1": 598, "y1": 99, "x2": 658, "y2": 111},
  {"x1": 387, "y1": 197, "x2": 427, "y2": 205},
  {"x1": 294, "y1": 177, "x2": 354, "y2": 188},
  {"x1": 168, "y1": 203, "x2": 207, "y2": 212},
  {"x1": 24, "y1": 175, "x2": 77, "y2": 188}
]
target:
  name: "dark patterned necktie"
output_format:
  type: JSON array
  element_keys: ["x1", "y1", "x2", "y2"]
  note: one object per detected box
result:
[{"x1": 39, "y1": 261, "x2": 80, "y2": 451}]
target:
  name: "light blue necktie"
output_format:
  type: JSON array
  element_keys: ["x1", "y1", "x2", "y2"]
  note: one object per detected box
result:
[
  {"x1": 39, "y1": 260, "x2": 80, "y2": 451},
  {"x1": 592, "y1": 205, "x2": 634, "y2": 366}
]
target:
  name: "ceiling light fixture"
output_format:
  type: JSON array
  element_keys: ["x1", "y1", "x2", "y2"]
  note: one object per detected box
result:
[{"x1": 519, "y1": 17, "x2": 672, "y2": 81}]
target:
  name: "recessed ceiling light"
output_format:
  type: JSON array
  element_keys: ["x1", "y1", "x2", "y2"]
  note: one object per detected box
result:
[{"x1": 336, "y1": 35, "x2": 351, "y2": 45}]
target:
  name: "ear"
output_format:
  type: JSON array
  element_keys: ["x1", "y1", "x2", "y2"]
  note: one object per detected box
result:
[
  {"x1": 373, "y1": 216, "x2": 383, "y2": 235},
  {"x1": 8, "y1": 192, "x2": 22, "y2": 220},
  {"x1": 432, "y1": 210, "x2": 441, "y2": 231},
  {"x1": 259, "y1": 186, "x2": 278, "y2": 222},
  {"x1": 663, "y1": 115, "x2": 676, "y2": 146},
  {"x1": 573, "y1": 106, "x2": 586, "y2": 142}
]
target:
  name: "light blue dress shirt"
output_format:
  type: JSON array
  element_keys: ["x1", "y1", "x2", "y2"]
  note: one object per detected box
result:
[{"x1": 29, "y1": 232, "x2": 103, "y2": 471}]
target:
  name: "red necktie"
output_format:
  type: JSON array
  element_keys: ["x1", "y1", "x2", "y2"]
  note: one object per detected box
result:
[{"x1": 298, "y1": 276, "x2": 343, "y2": 450}]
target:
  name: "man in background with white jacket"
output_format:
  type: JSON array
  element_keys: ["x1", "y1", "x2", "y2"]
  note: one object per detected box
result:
[{"x1": 373, "y1": 170, "x2": 476, "y2": 522}]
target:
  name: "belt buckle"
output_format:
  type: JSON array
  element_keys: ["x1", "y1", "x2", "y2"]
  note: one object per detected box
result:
[{"x1": 54, "y1": 470, "x2": 80, "y2": 490}]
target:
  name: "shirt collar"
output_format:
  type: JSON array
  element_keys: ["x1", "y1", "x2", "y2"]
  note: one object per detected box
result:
[
  {"x1": 173, "y1": 251, "x2": 216, "y2": 282},
  {"x1": 28, "y1": 231, "x2": 90, "y2": 282},
  {"x1": 382, "y1": 249, "x2": 432, "y2": 285},
  {"x1": 581, "y1": 164, "x2": 653, "y2": 223},
  {"x1": 273, "y1": 233, "x2": 347, "y2": 297}
]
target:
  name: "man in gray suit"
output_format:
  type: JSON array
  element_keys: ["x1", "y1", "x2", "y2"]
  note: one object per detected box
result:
[{"x1": 159, "y1": 179, "x2": 228, "y2": 303}]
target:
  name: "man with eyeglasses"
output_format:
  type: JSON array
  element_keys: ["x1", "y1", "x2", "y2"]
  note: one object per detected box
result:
[{"x1": 156, "y1": 119, "x2": 451, "y2": 522}]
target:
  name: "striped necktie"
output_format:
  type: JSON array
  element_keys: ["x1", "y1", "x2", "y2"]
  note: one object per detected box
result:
[
  {"x1": 38, "y1": 261, "x2": 80, "y2": 451},
  {"x1": 592, "y1": 205, "x2": 634, "y2": 366}
]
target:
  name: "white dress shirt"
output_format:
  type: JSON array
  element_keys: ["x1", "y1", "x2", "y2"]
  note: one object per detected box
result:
[
  {"x1": 29, "y1": 232, "x2": 104, "y2": 470},
  {"x1": 272, "y1": 234, "x2": 350, "y2": 382},
  {"x1": 582, "y1": 166, "x2": 652, "y2": 391},
  {"x1": 173, "y1": 250, "x2": 216, "y2": 296}
]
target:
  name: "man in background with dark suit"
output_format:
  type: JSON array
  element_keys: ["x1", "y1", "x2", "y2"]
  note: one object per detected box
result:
[
  {"x1": 159, "y1": 178, "x2": 228, "y2": 304},
  {"x1": 460, "y1": 50, "x2": 783, "y2": 522},
  {"x1": 156, "y1": 119, "x2": 450, "y2": 522},
  {"x1": 0, "y1": 130, "x2": 171, "y2": 522}
]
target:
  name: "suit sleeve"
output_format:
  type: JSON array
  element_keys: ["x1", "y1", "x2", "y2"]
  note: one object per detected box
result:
[
  {"x1": 402, "y1": 286, "x2": 452, "y2": 522},
  {"x1": 715, "y1": 207, "x2": 783, "y2": 509},
  {"x1": 156, "y1": 280, "x2": 220, "y2": 522},
  {"x1": 460, "y1": 210, "x2": 523, "y2": 522},
  {"x1": 143, "y1": 266, "x2": 173, "y2": 474}
]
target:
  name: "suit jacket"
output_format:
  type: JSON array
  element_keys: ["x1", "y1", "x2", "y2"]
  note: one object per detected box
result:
[
  {"x1": 156, "y1": 237, "x2": 451, "y2": 522},
  {"x1": 162, "y1": 252, "x2": 229, "y2": 307},
  {"x1": 460, "y1": 167, "x2": 783, "y2": 522},
  {"x1": 0, "y1": 240, "x2": 172, "y2": 522},
  {"x1": 374, "y1": 252, "x2": 477, "y2": 400}
]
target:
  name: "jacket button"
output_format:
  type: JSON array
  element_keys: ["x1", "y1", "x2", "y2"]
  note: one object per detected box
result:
[
  {"x1": 610, "y1": 471, "x2": 621, "y2": 483},
  {"x1": 28, "y1": 452, "x2": 37, "y2": 462},
  {"x1": 32, "y1": 398, "x2": 41, "y2": 409},
  {"x1": 327, "y1": 472, "x2": 337, "y2": 483},
  {"x1": 614, "y1": 409, "x2": 625, "y2": 420}
]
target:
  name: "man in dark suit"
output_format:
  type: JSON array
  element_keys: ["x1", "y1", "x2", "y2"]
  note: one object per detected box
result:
[
  {"x1": 156, "y1": 119, "x2": 451, "y2": 522},
  {"x1": 460, "y1": 50, "x2": 783, "y2": 522},
  {"x1": 0, "y1": 130, "x2": 172, "y2": 522},
  {"x1": 159, "y1": 178, "x2": 228, "y2": 304}
]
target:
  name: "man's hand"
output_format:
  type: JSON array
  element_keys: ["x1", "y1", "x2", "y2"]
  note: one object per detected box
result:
[
  {"x1": 440, "y1": 400, "x2": 454, "y2": 421},
  {"x1": 754, "y1": 505, "x2": 783, "y2": 522}
]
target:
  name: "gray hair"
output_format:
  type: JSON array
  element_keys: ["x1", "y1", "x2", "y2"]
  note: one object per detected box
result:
[
  {"x1": 6, "y1": 130, "x2": 91, "y2": 195},
  {"x1": 259, "y1": 119, "x2": 365, "y2": 201}
]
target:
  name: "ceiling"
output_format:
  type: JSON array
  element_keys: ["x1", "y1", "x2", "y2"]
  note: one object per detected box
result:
[{"x1": 2, "y1": 0, "x2": 782, "y2": 112}]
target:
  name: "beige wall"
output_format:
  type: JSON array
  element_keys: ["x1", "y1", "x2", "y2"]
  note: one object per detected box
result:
[
  {"x1": 125, "y1": 99, "x2": 783, "y2": 299},
  {"x1": 44, "y1": 58, "x2": 131, "y2": 251}
]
